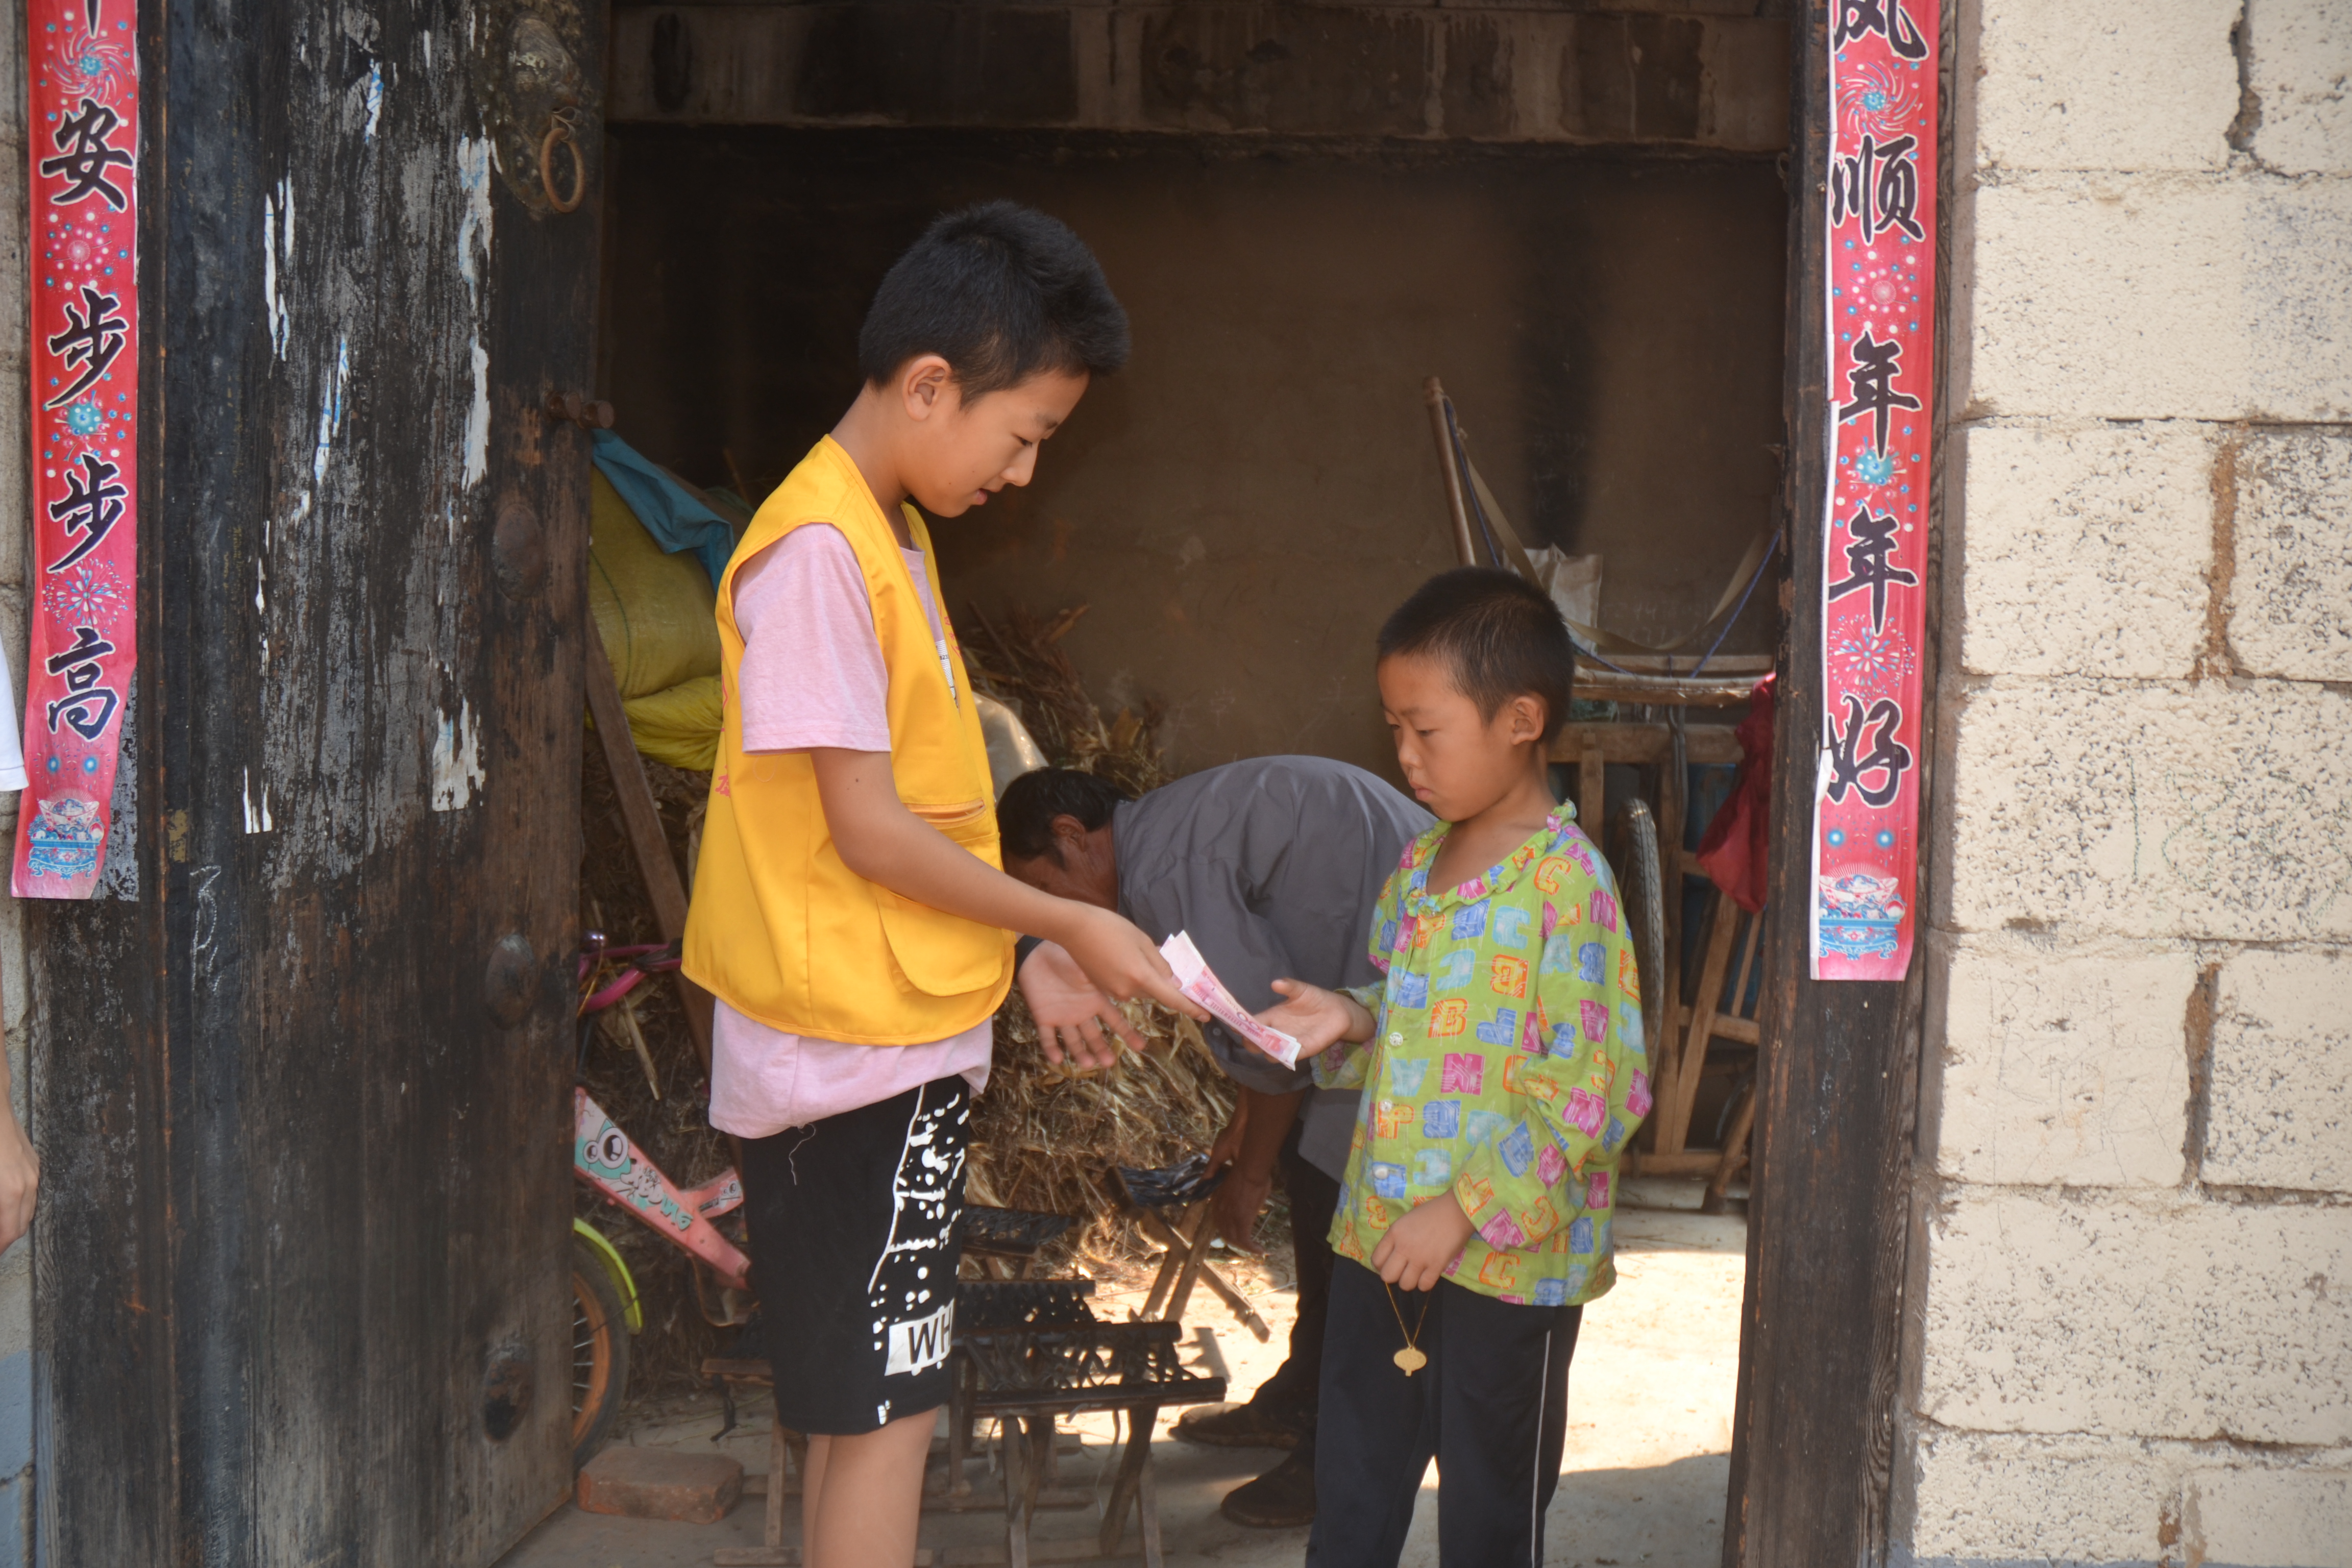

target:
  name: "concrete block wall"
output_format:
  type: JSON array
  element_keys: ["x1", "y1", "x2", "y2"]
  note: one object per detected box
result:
[{"x1": 1907, "y1": 3, "x2": 2352, "y2": 1565}]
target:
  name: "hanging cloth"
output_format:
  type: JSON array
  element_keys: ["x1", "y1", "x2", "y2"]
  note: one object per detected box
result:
[
  {"x1": 1695, "y1": 674, "x2": 1776, "y2": 914},
  {"x1": 590, "y1": 429, "x2": 738, "y2": 590}
]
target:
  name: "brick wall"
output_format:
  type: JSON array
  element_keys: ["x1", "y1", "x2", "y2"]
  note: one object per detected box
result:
[{"x1": 1903, "y1": 3, "x2": 2352, "y2": 1565}]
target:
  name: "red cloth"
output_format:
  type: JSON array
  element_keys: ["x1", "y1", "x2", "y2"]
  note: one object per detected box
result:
[{"x1": 1695, "y1": 675, "x2": 1775, "y2": 914}]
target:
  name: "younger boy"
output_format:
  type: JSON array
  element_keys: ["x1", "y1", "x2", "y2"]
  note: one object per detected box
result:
[
  {"x1": 1258, "y1": 568, "x2": 1652, "y2": 1567},
  {"x1": 683, "y1": 203, "x2": 1203, "y2": 1568}
]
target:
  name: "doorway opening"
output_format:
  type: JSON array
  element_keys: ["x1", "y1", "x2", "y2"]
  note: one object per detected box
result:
[{"x1": 549, "y1": 7, "x2": 1797, "y2": 1562}]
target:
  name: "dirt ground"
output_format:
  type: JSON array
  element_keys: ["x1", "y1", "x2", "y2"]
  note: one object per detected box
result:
[{"x1": 501, "y1": 1180, "x2": 1745, "y2": 1568}]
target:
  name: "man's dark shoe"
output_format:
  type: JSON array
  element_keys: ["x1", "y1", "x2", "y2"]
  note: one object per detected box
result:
[
  {"x1": 1219, "y1": 1448, "x2": 1316, "y2": 1528},
  {"x1": 1170, "y1": 1401, "x2": 1303, "y2": 1450}
]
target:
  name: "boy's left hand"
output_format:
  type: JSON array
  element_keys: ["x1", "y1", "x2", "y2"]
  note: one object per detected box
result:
[{"x1": 1371, "y1": 1191, "x2": 1476, "y2": 1293}]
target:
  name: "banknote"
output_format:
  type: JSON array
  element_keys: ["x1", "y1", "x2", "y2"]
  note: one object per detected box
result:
[{"x1": 1159, "y1": 930, "x2": 1303, "y2": 1068}]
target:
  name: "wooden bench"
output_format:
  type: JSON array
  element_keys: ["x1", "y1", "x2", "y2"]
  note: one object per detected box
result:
[
  {"x1": 959, "y1": 1320, "x2": 1227, "y2": 1568},
  {"x1": 703, "y1": 1203, "x2": 1227, "y2": 1566}
]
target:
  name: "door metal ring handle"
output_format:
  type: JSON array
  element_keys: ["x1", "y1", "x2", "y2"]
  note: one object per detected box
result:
[{"x1": 540, "y1": 108, "x2": 586, "y2": 214}]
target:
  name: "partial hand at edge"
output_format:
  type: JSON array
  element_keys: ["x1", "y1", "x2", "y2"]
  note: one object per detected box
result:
[{"x1": 0, "y1": 1103, "x2": 38, "y2": 1256}]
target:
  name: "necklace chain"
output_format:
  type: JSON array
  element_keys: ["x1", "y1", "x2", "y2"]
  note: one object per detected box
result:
[{"x1": 1382, "y1": 1282, "x2": 1432, "y2": 1350}]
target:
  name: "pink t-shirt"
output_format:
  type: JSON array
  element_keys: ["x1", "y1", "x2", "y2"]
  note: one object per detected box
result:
[{"x1": 707, "y1": 524, "x2": 994, "y2": 1140}]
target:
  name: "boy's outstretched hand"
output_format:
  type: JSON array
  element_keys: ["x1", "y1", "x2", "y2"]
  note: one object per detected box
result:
[
  {"x1": 1052, "y1": 903, "x2": 1209, "y2": 1031},
  {"x1": 1373, "y1": 1191, "x2": 1476, "y2": 1293},
  {"x1": 806, "y1": 748, "x2": 1206, "y2": 1031},
  {"x1": 1253, "y1": 978, "x2": 1375, "y2": 1062}
]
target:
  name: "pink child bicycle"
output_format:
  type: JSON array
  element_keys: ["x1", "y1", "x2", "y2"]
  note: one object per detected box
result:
[{"x1": 569, "y1": 935, "x2": 756, "y2": 1465}]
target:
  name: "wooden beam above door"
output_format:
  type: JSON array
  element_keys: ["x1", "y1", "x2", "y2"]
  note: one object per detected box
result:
[{"x1": 608, "y1": 3, "x2": 1791, "y2": 149}]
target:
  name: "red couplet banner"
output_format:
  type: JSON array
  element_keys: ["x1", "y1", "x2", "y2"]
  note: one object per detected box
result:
[
  {"x1": 1811, "y1": 1, "x2": 1937, "y2": 981},
  {"x1": 14, "y1": 0, "x2": 138, "y2": 898}
]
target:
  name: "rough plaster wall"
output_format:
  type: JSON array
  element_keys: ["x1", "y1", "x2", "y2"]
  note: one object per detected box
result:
[
  {"x1": 0, "y1": 0, "x2": 30, "y2": 1560},
  {"x1": 1906, "y1": 3, "x2": 2352, "y2": 1565},
  {"x1": 601, "y1": 130, "x2": 1786, "y2": 779}
]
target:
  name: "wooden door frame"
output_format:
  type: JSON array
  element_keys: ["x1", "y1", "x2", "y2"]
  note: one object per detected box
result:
[
  {"x1": 29, "y1": 2, "x2": 605, "y2": 1562},
  {"x1": 1722, "y1": 1, "x2": 1952, "y2": 1563}
]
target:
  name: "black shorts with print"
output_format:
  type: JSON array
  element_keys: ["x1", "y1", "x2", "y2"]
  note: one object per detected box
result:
[{"x1": 738, "y1": 1075, "x2": 970, "y2": 1435}]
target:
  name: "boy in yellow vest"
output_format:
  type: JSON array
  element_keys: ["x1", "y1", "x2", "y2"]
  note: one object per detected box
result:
[{"x1": 683, "y1": 203, "x2": 1200, "y2": 1568}]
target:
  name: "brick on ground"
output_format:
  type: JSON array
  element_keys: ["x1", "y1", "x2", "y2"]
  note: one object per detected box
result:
[{"x1": 575, "y1": 1445, "x2": 745, "y2": 1525}]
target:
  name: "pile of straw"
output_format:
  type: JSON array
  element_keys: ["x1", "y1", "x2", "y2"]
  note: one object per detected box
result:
[
  {"x1": 964, "y1": 602, "x2": 1168, "y2": 798},
  {"x1": 960, "y1": 602, "x2": 1237, "y2": 1265},
  {"x1": 970, "y1": 986, "x2": 1236, "y2": 1267}
]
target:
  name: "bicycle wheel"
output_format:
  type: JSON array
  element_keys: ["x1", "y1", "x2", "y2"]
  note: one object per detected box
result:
[
  {"x1": 1612, "y1": 800, "x2": 1668, "y2": 1055},
  {"x1": 571, "y1": 1236, "x2": 631, "y2": 1469}
]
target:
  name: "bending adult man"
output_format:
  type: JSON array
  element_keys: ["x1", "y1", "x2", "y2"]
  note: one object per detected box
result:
[{"x1": 1001, "y1": 758, "x2": 1430, "y2": 1528}]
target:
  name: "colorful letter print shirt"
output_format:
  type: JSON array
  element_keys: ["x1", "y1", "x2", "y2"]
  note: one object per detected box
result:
[{"x1": 1314, "y1": 810, "x2": 1651, "y2": 1306}]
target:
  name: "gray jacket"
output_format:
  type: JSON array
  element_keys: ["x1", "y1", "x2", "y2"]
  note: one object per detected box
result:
[{"x1": 1112, "y1": 756, "x2": 1433, "y2": 1177}]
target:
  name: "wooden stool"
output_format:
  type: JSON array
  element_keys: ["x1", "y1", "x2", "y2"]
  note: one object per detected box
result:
[
  {"x1": 943, "y1": 1280, "x2": 1098, "y2": 1502},
  {"x1": 698, "y1": 1357, "x2": 806, "y2": 1568},
  {"x1": 700, "y1": 1273, "x2": 1107, "y2": 1563},
  {"x1": 1108, "y1": 1159, "x2": 1270, "y2": 1342}
]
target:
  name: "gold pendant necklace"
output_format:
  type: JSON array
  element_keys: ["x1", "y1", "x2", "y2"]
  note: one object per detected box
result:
[{"x1": 1382, "y1": 1282, "x2": 1433, "y2": 1376}]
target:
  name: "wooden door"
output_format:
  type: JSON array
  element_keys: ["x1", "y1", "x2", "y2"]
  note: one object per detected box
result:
[{"x1": 31, "y1": 3, "x2": 606, "y2": 1562}]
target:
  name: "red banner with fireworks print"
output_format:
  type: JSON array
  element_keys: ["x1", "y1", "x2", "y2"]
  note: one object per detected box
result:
[
  {"x1": 1811, "y1": 2, "x2": 1936, "y2": 981},
  {"x1": 13, "y1": 0, "x2": 138, "y2": 898}
]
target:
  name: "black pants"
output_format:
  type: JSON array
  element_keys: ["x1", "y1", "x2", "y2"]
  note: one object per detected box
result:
[
  {"x1": 1308, "y1": 1257, "x2": 1581, "y2": 1568},
  {"x1": 1245, "y1": 1119, "x2": 1340, "y2": 1429}
]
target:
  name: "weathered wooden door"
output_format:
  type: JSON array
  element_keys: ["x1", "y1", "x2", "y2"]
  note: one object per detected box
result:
[{"x1": 32, "y1": 3, "x2": 606, "y2": 1562}]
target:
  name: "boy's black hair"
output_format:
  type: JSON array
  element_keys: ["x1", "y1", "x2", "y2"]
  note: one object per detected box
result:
[
  {"x1": 1377, "y1": 568, "x2": 1578, "y2": 744},
  {"x1": 996, "y1": 768, "x2": 1133, "y2": 864},
  {"x1": 859, "y1": 202, "x2": 1130, "y2": 398}
]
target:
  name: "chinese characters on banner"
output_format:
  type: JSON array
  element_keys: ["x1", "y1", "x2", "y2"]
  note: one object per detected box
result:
[
  {"x1": 14, "y1": 0, "x2": 138, "y2": 898},
  {"x1": 1812, "y1": 0, "x2": 1937, "y2": 980}
]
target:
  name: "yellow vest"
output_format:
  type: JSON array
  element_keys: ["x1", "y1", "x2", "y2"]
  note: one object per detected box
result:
[{"x1": 682, "y1": 436, "x2": 1014, "y2": 1044}]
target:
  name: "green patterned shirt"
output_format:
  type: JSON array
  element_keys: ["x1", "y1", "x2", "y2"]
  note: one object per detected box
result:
[{"x1": 1314, "y1": 808, "x2": 1651, "y2": 1305}]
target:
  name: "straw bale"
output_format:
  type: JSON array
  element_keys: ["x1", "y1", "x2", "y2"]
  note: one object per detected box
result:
[{"x1": 972, "y1": 986, "x2": 1236, "y2": 1270}]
